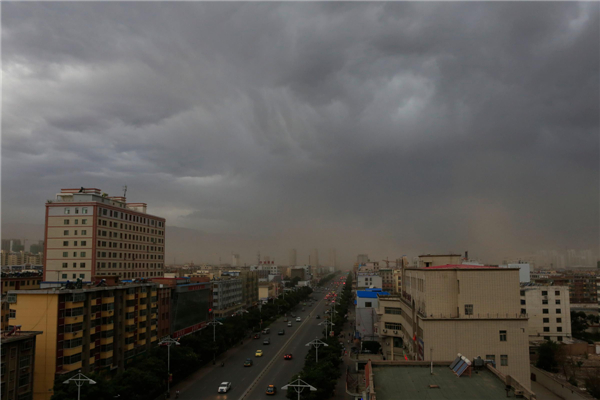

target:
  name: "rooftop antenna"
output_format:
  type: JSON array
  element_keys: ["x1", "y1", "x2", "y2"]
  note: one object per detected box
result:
[{"x1": 122, "y1": 185, "x2": 128, "y2": 198}]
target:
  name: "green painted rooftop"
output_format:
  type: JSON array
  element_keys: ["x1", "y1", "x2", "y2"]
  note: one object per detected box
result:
[{"x1": 373, "y1": 365, "x2": 509, "y2": 400}]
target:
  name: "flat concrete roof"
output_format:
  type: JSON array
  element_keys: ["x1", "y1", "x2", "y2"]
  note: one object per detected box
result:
[{"x1": 373, "y1": 365, "x2": 509, "y2": 399}]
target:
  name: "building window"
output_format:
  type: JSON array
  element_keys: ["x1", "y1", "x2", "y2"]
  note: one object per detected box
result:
[
  {"x1": 543, "y1": 318, "x2": 549, "y2": 323},
  {"x1": 81, "y1": 241, "x2": 87, "y2": 246},
  {"x1": 80, "y1": 263, "x2": 86, "y2": 268},
  {"x1": 80, "y1": 252, "x2": 86, "y2": 257},
  {"x1": 556, "y1": 309, "x2": 561, "y2": 314},
  {"x1": 80, "y1": 274, "x2": 85, "y2": 279},
  {"x1": 64, "y1": 208, "x2": 70, "y2": 214},
  {"x1": 542, "y1": 300, "x2": 548, "y2": 305},
  {"x1": 82, "y1": 231, "x2": 87, "y2": 235},
  {"x1": 62, "y1": 274, "x2": 67, "y2": 279},
  {"x1": 486, "y1": 355, "x2": 495, "y2": 362},
  {"x1": 384, "y1": 322, "x2": 402, "y2": 331},
  {"x1": 557, "y1": 336, "x2": 563, "y2": 342},
  {"x1": 520, "y1": 290, "x2": 525, "y2": 296},
  {"x1": 365, "y1": 302, "x2": 372, "y2": 308},
  {"x1": 63, "y1": 252, "x2": 68, "y2": 257},
  {"x1": 543, "y1": 327, "x2": 550, "y2": 332},
  {"x1": 82, "y1": 219, "x2": 87, "y2": 225},
  {"x1": 82, "y1": 207, "x2": 88, "y2": 214},
  {"x1": 465, "y1": 304, "x2": 474, "y2": 315},
  {"x1": 9, "y1": 310, "x2": 16, "y2": 318},
  {"x1": 520, "y1": 299, "x2": 526, "y2": 305},
  {"x1": 555, "y1": 291, "x2": 560, "y2": 296},
  {"x1": 499, "y1": 330, "x2": 507, "y2": 341},
  {"x1": 556, "y1": 299, "x2": 561, "y2": 305},
  {"x1": 62, "y1": 263, "x2": 68, "y2": 268},
  {"x1": 543, "y1": 309, "x2": 549, "y2": 314},
  {"x1": 542, "y1": 291, "x2": 548, "y2": 296},
  {"x1": 64, "y1": 219, "x2": 70, "y2": 225},
  {"x1": 521, "y1": 308, "x2": 526, "y2": 314},
  {"x1": 74, "y1": 219, "x2": 79, "y2": 225},
  {"x1": 64, "y1": 230, "x2": 69, "y2": 236},
  {"x1": 500, "y1": 355, "x2": 508, "y2": 366},
  {"x1": 384, "y1": 307, "x2": 402, "y2": 315},
  {"x1": 557, "y1": 318, "x2": 562, "y2": 323},
  {"x1": 63, "y1": 241, "x2": 69, "y2": 246},
  {"x1": 544, "y1": 336, "x2": 551, "y2": 341},
  {"x1": 557, "y1": 327, "x2": 562, "y2": 332}
]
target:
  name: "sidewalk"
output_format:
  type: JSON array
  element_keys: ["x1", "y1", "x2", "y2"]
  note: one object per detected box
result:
[{"x1": 332, "y1": 307, "x2": 356, "y2": 400}]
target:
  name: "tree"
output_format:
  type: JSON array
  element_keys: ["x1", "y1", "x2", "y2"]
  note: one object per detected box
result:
[{"x1": 536, "y1": 340, "x2": 560, "y2": 373}]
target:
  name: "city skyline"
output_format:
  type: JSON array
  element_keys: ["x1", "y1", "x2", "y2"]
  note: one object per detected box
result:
[{"x1": 2, "y1": 2, "x2": 598, "y2": 268}]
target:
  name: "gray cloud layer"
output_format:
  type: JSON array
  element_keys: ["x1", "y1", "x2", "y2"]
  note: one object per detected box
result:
[{"x1": 2, "y1": 2, "x2": 598, "y2": 266}]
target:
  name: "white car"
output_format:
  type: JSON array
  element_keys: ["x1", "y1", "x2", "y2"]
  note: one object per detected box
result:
[
  {"x1": 218, "y1": 382, "x2": 231, "y2": 393},
  {"x1": 296, "y1": 317, "x2": 301, "y2": 322}
]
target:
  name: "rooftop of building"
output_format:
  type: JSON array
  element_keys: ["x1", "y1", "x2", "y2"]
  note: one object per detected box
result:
[
  {"x1": 357, "y1": 290, "x2": 390, "y2": 298},
  {"x1": 1, "y1": 329, "x2": 43, "y2": 344},
  {"x1": 373, "y1": 364, "x2": 511, "y2": 400},
  {"x1": 418, "y1": 254, "x2": 462, "y2": 257},
  {"x1": 11, "y1": 278, "x2": 159, "y2": 295}
]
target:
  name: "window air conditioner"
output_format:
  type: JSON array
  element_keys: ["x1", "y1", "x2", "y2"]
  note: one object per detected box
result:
[
  {"x1": 382, "y1": 329, "x2": 388, "y2": 333},
  {"x1": 393, "y1": 330, "x2": 398, "y2": 334}
]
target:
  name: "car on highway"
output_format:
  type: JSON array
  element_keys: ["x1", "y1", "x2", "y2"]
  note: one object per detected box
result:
[
  {"x1": 266, "y1": 384, "x2": 277, "y2": 395},
  {"x1": 262, "y1": 328, "x2": 270, "y2": 334},
  {"x1": 316, "y1": 314, "x2": 321, "y2": 319},
  {"x1": 254, "y1": 333, "x2": 261, "y2": 339},
  {"x1": 255, "y1": 350, "x2": 263, "y2": 357},
  {"x1": 287, "y1": 321, "x2": 292, "y2": 327},
  {"x1": 278, "y1": 329, "x2": 285, "y2": 335},
  {"x1": 284, "y1": 353, "x2": 293, "y2": 360},
  {"x1": 296, "y1": 317, "x2": 301, "y2": 322},
  {"x1": 218, "y1": 382, "x2": 232, "y2": 393},
  {"x1": 263, "y1": 338, "x2": 271, "y2": 345},
  {"x1": 244, "y1": 358, "x2": 253, "y2": 367}
]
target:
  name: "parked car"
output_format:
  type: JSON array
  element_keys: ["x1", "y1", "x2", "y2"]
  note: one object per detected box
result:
[
  {"x1": 218, "y1": 382, "x2": 232, "y2": 393},
  {"x1": 278, "y1": 329, "x2": 285, "y2": 335},
  {"x1": 263, "y1": 338, "x2": 271, "y2": 345},
  {"x1": 244, "y1": 358, "x2": 253, "y2": 367}
]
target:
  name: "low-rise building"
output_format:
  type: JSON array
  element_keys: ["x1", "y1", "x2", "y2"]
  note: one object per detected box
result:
[
  {"x1": 357, "y1": 272, "x2": 382, "y2": 290},
  {"x1": 7, "y1": 281, "x2": 159, "y2": 400},
  {"x1": 377, "y1": 264, "x2": 530, "y2": 389},
  {"x1": 1, "y1": 328, "x2": 43, "y2": 400},
  {"x1": 520, "y1": 284, "x2": 571, "y2": 342},
  {"x1": 355, "y1": 289, "x2": 389, "y2": 341},
  {"x1": 416, "y1": 254, "x2": 462, "y2": 268},
  {"x1": 212, "y1": 278, "x2": 242, "y2": 317},
  {"x1": 2, "y1": 272, "x2": 44, "y2": 295}
]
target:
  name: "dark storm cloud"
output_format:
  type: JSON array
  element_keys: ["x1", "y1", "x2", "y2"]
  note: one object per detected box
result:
[{"x1": 2, "y1": 2, "x2": 598, "y2": 265}]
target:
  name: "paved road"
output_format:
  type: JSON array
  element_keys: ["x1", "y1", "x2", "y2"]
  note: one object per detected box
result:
[{"x1": 178, "y1": 286, "x2": 341, "y2": 400}]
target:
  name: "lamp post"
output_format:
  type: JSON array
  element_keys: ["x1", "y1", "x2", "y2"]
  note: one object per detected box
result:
[
  {"x1": 282, "y1": 376, "x2": 317, "y2": 400},
  {"x1": 206, "y1": 311, "x2": 223, "y2": 364},
  {"x1": 305, "y1": 338, "x2": 328, "y2": 363},
  {"x1": 318, "y1": 320, "x2": 334, "y2": 337},
  {"x1": 159, "y1": 336, "x2": 180, "y2": 397},
  {"x1": 63, "y1": 370, "x2": 96, "y2": 400}
]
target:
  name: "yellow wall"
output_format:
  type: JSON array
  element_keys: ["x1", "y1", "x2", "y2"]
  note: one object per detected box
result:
[{"x1": 11, "y1": 293, "x2": 58, "y2": 400}]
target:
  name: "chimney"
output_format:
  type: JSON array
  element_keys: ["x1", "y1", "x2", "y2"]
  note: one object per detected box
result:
[{"x1": 465, "y1": 251, "x2": 468, "y2": 260}]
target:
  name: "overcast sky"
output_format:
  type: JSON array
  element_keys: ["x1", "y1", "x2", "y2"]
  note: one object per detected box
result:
[{"x1": 2, "y1": 2, "x2": 598, "y2": 266}]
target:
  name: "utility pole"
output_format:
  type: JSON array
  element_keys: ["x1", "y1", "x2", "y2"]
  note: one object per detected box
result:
[
  {"x1": 305, "y1": 338, "x2": 328, "y2": 363},
  {"x1": 206, "y1": 311, "x2": 223, "y2": 364},
  {"x1": 282, "y1": 377, "x2": 317, "y2": 400},
  {"x1": 159, "y1": 336, "x2": 180, "y2": 397},
  {"x1": 319, "y1": 320, "x2": 334, "y2": 337},
  {"x1": 63, "y1": 370, "x2": 96, "y2": 400}
]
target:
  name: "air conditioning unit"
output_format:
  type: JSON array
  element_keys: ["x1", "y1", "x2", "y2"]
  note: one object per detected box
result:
[
  {"x1": 382, "y1": 329, "x2": 388, "y2": 333},
  {"x1": 393, "y1": 330, "x2": 398, "y2": 334}
]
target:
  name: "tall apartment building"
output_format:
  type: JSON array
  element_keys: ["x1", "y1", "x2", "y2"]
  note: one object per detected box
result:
[
  {"x1": 379, "y1": 269, "x2": 395, "y2": 293},
  {"x1": 377, "y1": 265, "x2": 530, "y2": 389},
  {"x1": 212, "y1": 278, "x2": 242, "y2": 317},
  {"x1": 1, "y1": 329, "x2": 42, "y2": 400},
  {"x1": 239, "y1": 270, "x2": 258, "y2": 308},
  {"x1": 311, "y1": 249, "x2": 319, "y2": 267},
  {"x1": 532, "y1": 274, "x2": 597, "y2": 304},
  {"x1": 520, "y1": 284, "x2": 572, "y2": 342},
  {"x1": 44, "y1": 188, "x2": 166, "y2": 283},
  {"x1": 7, "y1": 283, "x2": 158, "y2": 400},
  {"x1": 289, "y1": 249, "x2": 297, "y2": 266}
]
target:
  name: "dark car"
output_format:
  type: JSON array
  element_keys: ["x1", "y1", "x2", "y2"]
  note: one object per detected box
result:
[
  {"x1": 316, "y1": 315, "x2": 321, "y2": 319},
  {"x1": 263, "y1": 338, "x2": 271, "y2": 345},
  {"x1": 244, "y1": 358, "x2": 253, "y2": 367},
  {"x1": 254, "y1": 333, "x2": 261, "y2": 339},
  {"x1": 266, "y1": 385, "x2": 277, "y2": 395},
  {"x1": 278, "y1": 329, "x2": 285, "y2": 335},
  {"x1": 284, "y1": 354, "x2": 293, "y2": 360}
]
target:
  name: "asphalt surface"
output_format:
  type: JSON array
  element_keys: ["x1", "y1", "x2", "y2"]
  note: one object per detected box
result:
[{"x1": 178, "y1": 285, "x2": 343, "y2": 400}]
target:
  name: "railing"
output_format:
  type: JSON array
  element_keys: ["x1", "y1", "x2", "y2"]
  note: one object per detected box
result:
[{"x1": 419, "y1": 313, "x2": 529, "y2": 319}]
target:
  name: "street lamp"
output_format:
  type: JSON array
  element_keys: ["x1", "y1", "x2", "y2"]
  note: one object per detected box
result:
[
  {"x1": 282, "y1": 376, "x2": 317, "y2": 400},
  {"x1": 318, "y1": 320, "x2": 334, "y2": 337},
  {"x1": 206, "y1": 311, "x2": 223, "y2": 364},
  {"x1": 305, "y1": 338, "x2": 329, "y2": 363},
  {"x1": 159, "y1": 336, "x2": 180, "y2": 397},
  {"x1": 63, "y1": 370, "x2": 96, "y2": 400}
]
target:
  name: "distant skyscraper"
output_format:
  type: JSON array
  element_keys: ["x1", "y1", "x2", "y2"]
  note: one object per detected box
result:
[
  {"x1": 328, "y1": 249, "x2": 337, "y2": 267},
  {"x1": 232, "y1": 253, "x2": 240, "y2": 267},
  {"x1": 289, "y1": 249, "x2": 297, "y2": 266},
  {"x1": 357, "y1": 254, "x2": 368, "y2": 265},
  {"x1": 1, "y1": 239, "x2": 10, "y2": 252},
  {"x1": 311, "y1": 249, "x2": 319, "y2": 267}
]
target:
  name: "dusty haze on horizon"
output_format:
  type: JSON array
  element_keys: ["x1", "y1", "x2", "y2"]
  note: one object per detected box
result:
[{"x1": 2, "y1": 3, "x2": 598, "y2": 266}]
